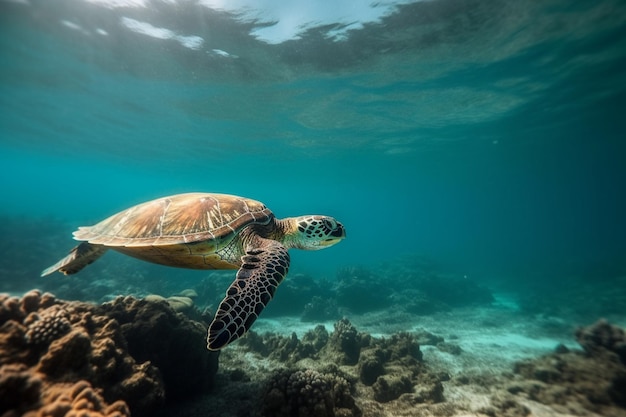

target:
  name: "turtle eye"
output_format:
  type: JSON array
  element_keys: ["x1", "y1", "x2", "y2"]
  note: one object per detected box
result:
[{"x1": 322, "y1": 218, "x2": 337, "y2": 231}]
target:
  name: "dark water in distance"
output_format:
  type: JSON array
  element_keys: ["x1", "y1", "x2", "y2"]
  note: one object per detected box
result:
[{"x1": 1, "y1": 0, "x2": 625, "y2": 285}]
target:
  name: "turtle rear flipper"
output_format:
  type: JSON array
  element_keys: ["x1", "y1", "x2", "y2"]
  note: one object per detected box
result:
[
  {"x1": 207, "y1": 238, "x2": 290, "y2": 350},
  {"x1": 41, "y1": 242, "x2": 108, "y2": 276}
]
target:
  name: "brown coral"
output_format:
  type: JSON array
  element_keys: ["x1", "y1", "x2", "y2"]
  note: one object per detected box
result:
[
  {"x1": 261, "y1": 368, "x2": 360, "y2": 417},
  {"x1": 0, "y1": 363, "x2": 42, "y2": 412},
  {"x1": 233, "y1": 318, "x2": 441, "y2": 412},
  {"x1": 0, "y1": 294, "x2": 25, "y2": 326},
  {"x1": 24, "y1": 307, "x2": 71, "y2": 347},
  {"x1": 0, "y1": 290, "x2": 216, "y2": 417},
  {"x1": 96, "y1": 296, "x2": 218, "y2": 400},
  {"x1": 24, "y1": 380, "x2": 130, "y2": 417}
]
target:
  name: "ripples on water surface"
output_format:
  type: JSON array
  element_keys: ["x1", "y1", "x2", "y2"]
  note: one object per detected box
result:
[{"x1": 1, "y1": 0, "x2": 625, "y2": 280}]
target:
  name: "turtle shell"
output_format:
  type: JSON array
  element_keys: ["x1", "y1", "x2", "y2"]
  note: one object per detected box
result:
[{"x1": 73, "y1": 193, "x2": 273, "y2": 247}]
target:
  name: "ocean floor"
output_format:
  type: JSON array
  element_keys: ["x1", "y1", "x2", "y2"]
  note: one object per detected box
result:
[
  {"x1": 254, "y1": 295, "x2": 576, "y2": 370},
  {"x1": 2, "y1": 290, "x2": 625, "y2": 417},
  {"x1": 165, "y1": 294, "x2": 626, "y2": 417}
]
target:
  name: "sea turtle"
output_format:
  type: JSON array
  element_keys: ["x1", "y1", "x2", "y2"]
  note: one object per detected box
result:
[{"x1": 41, "y1": 193, "x2": 346, "y2": 350}]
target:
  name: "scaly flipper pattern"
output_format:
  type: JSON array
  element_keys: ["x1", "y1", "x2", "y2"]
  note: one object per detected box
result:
[{"x1": 207, "y1": 238, "x2": 290, "y2": 350}]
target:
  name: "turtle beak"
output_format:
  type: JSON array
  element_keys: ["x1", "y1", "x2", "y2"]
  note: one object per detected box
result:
[{"x1": 320, "y1": 238, "x2": 342, "y2": 247}]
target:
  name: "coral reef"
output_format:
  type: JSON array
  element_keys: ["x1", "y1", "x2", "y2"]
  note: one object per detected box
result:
[
  {"x1": 237, "y1": 319, "x2": 370, "y2": 367},
  {"x1": 34, "y1": 380, "x2": 130, "y2": 417},
  {"x1": 4, "y1": 247, "x2": 625, "y2": 417},
  {"x1": 97, "y1": 295, "x2": 218, "y2": 400},
  {"x1": 323, "y1": 318, "x2": 365, "y2": 366},
  {"x1": 0, "y1": 369, "x2": 131, "y2": 417},
  {"x1": 232, "y1": 318, "x2": 444, "y2": 414},
  {"x1": 357, "y1": 332, "x2": 441, "y2": 404},
  {"x1": 510, "y1": 320, "x2": 626, "y2": 415},
  {"x1": 24, "y1": 306, "x2": 71, "y2": 346},
  {"x1": 0, "y1": 290, "x2": 218, "y2": 417},
  {"x1": 261, "y1": 368, "x2": 360, "y2": 417},
  {"x1": 0, "y1": 363, "x2": 41, "y2": 413},
  {"x1": 155, "y1": 317, "x2": 626, "y2": 417}
]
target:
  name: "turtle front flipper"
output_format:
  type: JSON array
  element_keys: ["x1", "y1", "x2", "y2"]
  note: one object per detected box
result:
[
  {"x1": 207, "y1": 239, "x2": 290, "y2": 350},
  {"x1": 41, "y1": 242, "x2": 108, "y2": 277}
]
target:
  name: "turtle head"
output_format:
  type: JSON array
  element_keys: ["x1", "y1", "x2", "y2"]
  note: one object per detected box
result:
[{"x1": 287, "y1": 215, "x2": 346, "y2": 250}]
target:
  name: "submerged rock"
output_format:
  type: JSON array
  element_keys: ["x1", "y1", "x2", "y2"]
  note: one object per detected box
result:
[
  {"x1": 436, "y1": 342, "x2": 463, "y2": 355},
  {"x1": 176, "y1": 288, "x2": 198, "y2": 299},
  {"x1": 164, "y1": 295, "x2": 195, "y2": 312},
  {"x1": 575, "y1": 319, "x2": 626, "y2": 364},
  {"x1": 372, "y1": 373, "x2": 413, "y2": 403},
  {"x1": 413, "y1": 330, "x2": 445, "y2": 346},
  {"x1": 357, "y1": 347, "x2": 386, "y2": 385},
  {"x1": 144, "y1": 293, "x2": 194, "y2": 312}
]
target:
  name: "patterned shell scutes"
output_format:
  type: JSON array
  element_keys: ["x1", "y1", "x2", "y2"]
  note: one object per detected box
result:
[{"x1": 72, "y1": 193, "x2": 273, "y2": 247}]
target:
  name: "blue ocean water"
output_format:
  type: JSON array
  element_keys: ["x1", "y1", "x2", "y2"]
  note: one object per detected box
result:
[{"x1": 1, "y1": 0, "x2": 625, "y2": 294}]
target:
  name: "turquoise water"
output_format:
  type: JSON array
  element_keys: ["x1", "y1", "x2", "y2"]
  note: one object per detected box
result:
[{"x1": 1, "y1": 0, "x2": 626, "y2": 288}]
